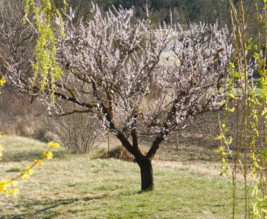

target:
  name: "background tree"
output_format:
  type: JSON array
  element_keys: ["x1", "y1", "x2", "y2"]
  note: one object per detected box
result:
[
  {"x1": 51, "y1": 0, "x2": 262, "y2": 26},
  {"x1": 0, "y1": 0, "x2": 100, "y2": 153},
  {"x1": 0, "y1": 0, "x2": 35, "y2": 89},
  {"x1": 58, "y1": 0, "x2": 231, "y2": 25}
]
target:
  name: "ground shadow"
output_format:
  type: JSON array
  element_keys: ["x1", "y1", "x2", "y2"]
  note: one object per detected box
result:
[
  {"x1": 2, "y1": 151, "x2": 68, "y2": 163},
  {"x1": 2, "y1": 196, "x2": 104, "y2": 219},
  {"x1": 2, "y1": 191, "x2": 141, "y2": 219}
]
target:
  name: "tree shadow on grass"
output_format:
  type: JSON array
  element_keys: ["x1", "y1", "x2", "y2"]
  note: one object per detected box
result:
[
  {"x1": 2, "y1": 196, "x2": 104, "y2": 219},
  {"x1": 2, "y1": 151, "x2": 68, "y2": 162},
  {"x1": 2, "y1": 191, "x2": 141, "y2": 219}
]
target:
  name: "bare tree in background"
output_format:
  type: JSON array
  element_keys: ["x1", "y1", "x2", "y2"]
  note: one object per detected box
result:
[
  {"x1": 0, "y1": 0, "x2": 35, "y2": 89},
  {"x1": 0, "y1": 0, "x2": 38, "y2": 136},
  {"x1": 0, "y1": 0, "x2": 100, "y2": 153}
]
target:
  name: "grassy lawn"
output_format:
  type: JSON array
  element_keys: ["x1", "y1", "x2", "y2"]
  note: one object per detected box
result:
[{"x1": 0, "y1": 136, "x2": 246, "y2": 218}]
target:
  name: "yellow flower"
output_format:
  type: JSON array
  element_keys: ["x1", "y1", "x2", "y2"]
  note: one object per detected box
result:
[
  {"x1": 0, "y1": 76, "x2": 6, "y2": 86},
  {"x1": 47, "y1": 142, "x2": 60, "y2": 149},
  {"x1": 0, "y1": 179, "x2": 10, "y2": 193},
  {"x1": 25, "y1": 166, "x2": 34, "y2": 176},
  {"x1": 20, "y1": 172, "x2": 30, "y2": 180},
  {"x1": 34, "y1": 159, "x2": 43, "y2": 166},
  {"x1": 42, "y1": 151, "x2": 53, "y2": 160},
  {"x1": 20, "y1": 167, "x2": 34, "y2": 180},
  {"x1": 0, "y1": 179, "x2": 18, "y2": 196}
]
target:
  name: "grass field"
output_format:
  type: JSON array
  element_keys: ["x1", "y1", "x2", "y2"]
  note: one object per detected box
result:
[{"x1": 0, "y1": 136, "x2": 247, "y2": 218}]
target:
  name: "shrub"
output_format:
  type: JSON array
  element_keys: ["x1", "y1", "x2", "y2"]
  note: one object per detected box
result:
[{"x1": 45, "y1": 113, "x2": 100, "y2": 154}]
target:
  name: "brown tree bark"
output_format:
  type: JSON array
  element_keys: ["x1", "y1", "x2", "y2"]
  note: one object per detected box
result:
[{"x1": 136, "y1": 157, "x2": 154, "y2": 191}]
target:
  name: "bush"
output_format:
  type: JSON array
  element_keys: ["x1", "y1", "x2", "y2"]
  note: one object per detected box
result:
[{"x1": 45, "y1": 113, "x2": 100, "y2": 154}]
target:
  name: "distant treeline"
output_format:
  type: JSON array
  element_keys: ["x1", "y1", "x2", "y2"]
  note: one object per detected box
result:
[
  {"x1": 53, "y1": 0, "x2": 264, "y2": 26},
  {"x1": 96, "y1": 0, "x2": 230, "y2": 24},
  {"x1": 53, "y1": 0, "x2": 239, "y2": 25}
]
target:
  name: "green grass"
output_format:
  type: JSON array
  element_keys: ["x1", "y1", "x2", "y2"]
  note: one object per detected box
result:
[{"x1": 0, "y1": 136, "x2": 247, "y2": 218}]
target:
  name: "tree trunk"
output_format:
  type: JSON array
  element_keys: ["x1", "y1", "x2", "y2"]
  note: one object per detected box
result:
[{"x1": 137, "y1": 157, "x2": 154, "y2": 191}]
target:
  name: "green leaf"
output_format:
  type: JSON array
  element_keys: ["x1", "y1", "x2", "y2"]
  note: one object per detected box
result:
[{"x1": 214, "y1": 135, "x2": 224, "y2": 141}]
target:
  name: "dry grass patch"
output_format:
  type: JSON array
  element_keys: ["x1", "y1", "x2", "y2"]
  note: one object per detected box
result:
[
  {"x1": 96, "y1": 145, "x2": 135, "y2": 162},
  {"x1": 95, "y1": 145, "x2": 160, "y2": 162}
]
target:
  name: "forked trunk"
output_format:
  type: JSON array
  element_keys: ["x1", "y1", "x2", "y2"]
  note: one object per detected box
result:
[
  {"x1": 114, "y1": 131, "x2": 155, "y2": 191},
  {"x1": 137, "y1": 157, "x2": 154, "y2": 191}
]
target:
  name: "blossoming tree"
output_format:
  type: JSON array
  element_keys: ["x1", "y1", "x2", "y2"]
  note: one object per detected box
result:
[
  {"x1": 5, "y1": 3, "x2": 233, "y2": 191},
  {"x1": 51, "y1": 4, "x2": 233, "y2": 191}
]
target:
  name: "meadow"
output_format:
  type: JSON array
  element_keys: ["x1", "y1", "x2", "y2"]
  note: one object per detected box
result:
[{"x1": 0, "y1": 135, "x2": 247, "y2": 218}]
